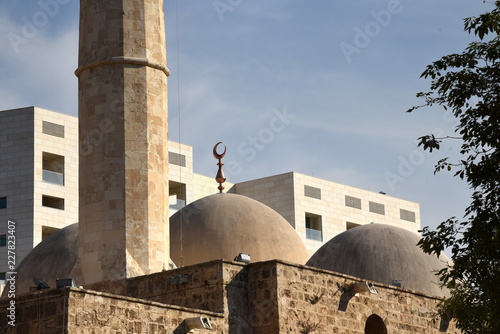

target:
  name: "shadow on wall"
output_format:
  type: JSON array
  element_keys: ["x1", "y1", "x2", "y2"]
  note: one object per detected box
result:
[{"x1": 439, "y1": 313, "x2": 451, "y2": 332}]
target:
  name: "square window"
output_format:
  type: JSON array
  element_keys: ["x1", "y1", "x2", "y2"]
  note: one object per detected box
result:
[
  {"x1": 369, "y1": 201, "x2": 385, "y2": 215},
  {"x1": 345, "y1": 195, "x2": 362, "y2": 209},
  {"x1": 42, "y1": 226, "x2": 60, "y2": 240},
  {"x1": 0, "y1": 197, "x2": 6, "y2": 209},
  {"x1": 42, "y1": 195, "x2": 65, "y2": 210},
  {"x1": 42, "y1": 152, "x2": 65, "y2": 185},
  {"x1": 0, "y1": 234, "x2": 6, "y2": 247},
  {"x1": 304, "y1": 185, "x2": 321, "y2": 199},
  {"x1": 169, "y1": 181, "x2": 186, "y2": 216},
  {"x1": 305, "y1": 213, "x2": 323, "y2": 241},
  {"x1": 400, "y1": 209, "x2": 416, "y2": 222},
  {"x1": 346, "y1": 222, "x2": 361, "y2": 230},
  {"x1": 168, "y1": 152, "x2": 186, "y2": 167},
  {"x1": 42, "y1": 121, "x2": 65, "y2": 138}
]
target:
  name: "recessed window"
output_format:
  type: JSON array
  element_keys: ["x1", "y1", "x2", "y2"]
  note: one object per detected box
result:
[
  {"x1": 345, "y1": 195, "x2": 362, "y2": 209},
  {"x1": 346, "y1": 222, "x2": 361, "y2": 230},
  {"x1": 0, "y1": 272, "x2": 5, "y2": 284},
  {"x1": 42, "y1": 121, "x2": 65, "y2": 138},
  {"x1": 169, "y1": 152, "x2": 186, "y2": 167},
  {"x1": 304, "y1": 185, "x2": 321, "y2": 200},
  {"x1": 42, "y1": 226, "x2": 60, "y2": 240},
  {"x1": 0, "y1": 234, "x2": 6, "y2": 247},
  {"x1": 400, "y1": 209, "x2": 416, "y2": 222},
  {"x1": 42, "y1": 195, "x2": 65, "y2": 210},
  {"x1": 305, "y1": 213, "x2": 322, "y2": 241},
  {"x1": 42, "y1": 152, "x2": 65, "y2": 185},
  {"x1": 169, "y1": 181, "x2": 186, "y2": 216},
  {"x1": 369, "y1": 201, "x2": 385, "y2": 215},
  {"x1": 0, "y1": 197, "x2": 6, "y2": 209}
]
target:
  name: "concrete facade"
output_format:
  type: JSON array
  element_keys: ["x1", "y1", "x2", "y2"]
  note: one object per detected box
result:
[
  {"x1": 0, "y1": 106, "x2": 78, "y2": 284},
  {"x1": 231, "y1": 172, "x2": 420, "y2": 254},
  {"x1": 0, "y1": 120, "x2": 421, "y2": 281},
  {"x1": 168, "y1": 145, "x2": 421, "y2": 255}
]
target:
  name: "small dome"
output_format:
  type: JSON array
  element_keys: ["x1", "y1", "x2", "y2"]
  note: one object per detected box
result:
[
  {"x1": 2, "y1": 223, "x2": 82, "y2": 296},
  {"x1": 5, "y1": 223, "x2": 176, "y2": 296},
  {"x1": 170, "y1": 193, "x2": 309, "y2": 266},
  {"x1": 306, "y1": 224, "x2": 450, "y2": 297}
]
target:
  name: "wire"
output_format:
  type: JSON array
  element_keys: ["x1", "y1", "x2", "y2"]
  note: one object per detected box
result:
[{"x1": 174, "y1": 0, "x2": 184, "y2": 268}]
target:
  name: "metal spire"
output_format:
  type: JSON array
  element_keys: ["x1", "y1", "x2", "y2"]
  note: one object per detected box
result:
[{"x1": 213, "y1": 142, "x2": 227, "y2": 193}]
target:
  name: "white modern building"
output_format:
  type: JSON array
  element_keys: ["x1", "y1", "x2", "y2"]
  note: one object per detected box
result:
[
  {"x1": 0, "y1": 106, "x2": 420, "y2": 282},
  {"x1": 168, "y1": 145, "x2": 421, "y2": 255},
  {"x1": 0, "y1": 107, "x2": 79, "y2": 282},
  {"x1": 230, "y1": 172, "x2": 420, "y2": 254}
]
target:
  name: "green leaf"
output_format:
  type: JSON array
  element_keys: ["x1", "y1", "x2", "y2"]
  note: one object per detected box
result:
[{"x1": 408, "y1": 2, "x2": 500, "y2": 333}]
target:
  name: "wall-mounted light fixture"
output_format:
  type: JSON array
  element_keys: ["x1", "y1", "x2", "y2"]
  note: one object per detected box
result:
[
  {"x1": 391, "y1": 280, "x2": 402, "y2": 288},
  {"x1": 33, "y1": 277, "x2": 50, "y2": 290},
  {"x1": 56, "y1": 277, "x2": 76, "y2": 288},
  {"x1": 185, "y1": 317, "x2": 213, "y2": 332},
  {"x1": 350, "y1": 282, "x2": 378, "y2": 295},
  {"x1": 234, "y1": 253, "x2": 251, "y2": 264}
]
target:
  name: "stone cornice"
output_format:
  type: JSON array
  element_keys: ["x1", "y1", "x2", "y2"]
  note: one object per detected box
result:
[{"x1": 75, "y1": 56, "x2": 170, "y2": 77}]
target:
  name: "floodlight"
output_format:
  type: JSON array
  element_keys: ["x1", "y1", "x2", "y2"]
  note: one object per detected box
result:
[
  {"x1": 234, "y1": 253, "x2": 251, "y2": 263},
  {"x1": 56, "y1": 277, "x2": 76, "y2": 288},
  {"x1": 351, "y1": 282, "x2": 378, "y2": 294},
  {"x1": 392, "y1": 280, "x2": 402, "y2": 288},
  {"x1": 185, "y1": 317, "x2": 213, "y2": 332},
  {"x1": 33, "y1": 277, "x2": 50, "y2": 290}
]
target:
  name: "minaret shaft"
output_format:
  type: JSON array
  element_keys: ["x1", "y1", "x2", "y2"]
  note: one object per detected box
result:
[{"x1": 76, "y1": 0, "x2": 169, "y2": 284}]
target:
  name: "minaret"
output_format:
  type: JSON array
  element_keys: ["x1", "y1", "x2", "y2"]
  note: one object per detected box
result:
[{"x1": 75, "y1": 0, "x2": 170, "y2": 284}]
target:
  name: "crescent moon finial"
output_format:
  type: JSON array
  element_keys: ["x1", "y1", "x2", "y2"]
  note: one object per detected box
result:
[
  {"x1": 213, "y1": 142, "x2": 227, "y2": 193},
  {"x1": 213, "y1": 142, "x2": 226, "y2": 159}
]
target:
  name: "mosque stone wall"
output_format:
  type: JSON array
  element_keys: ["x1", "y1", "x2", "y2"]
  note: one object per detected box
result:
[
  {"x1": 0, "y1": 288, "x2": 225, "y2": 333},
  {"x1": 1, "y1": 288, "x2": 66, "y2": 333},
  {"x1": 271, "y1": 261, "x2": 456, "y2": 333},
  {"x1": 85, "y1": 260, "x2": 252, "y2": 332},
  {"x1": 85, "y1": 260, "x2": 235, "y2": 313},
  {"x1": 0, "y1": 260, "x2": 458, "y2": 333},
  {"x1": 247, "y1": 261, "x2": 281, "y2": 332},
  {"x1": 84, "y1": 260, "x2": 458, "y2": 333},
  {"x1": 65, "y1": 289, "x2": 225, "y2": 333}
]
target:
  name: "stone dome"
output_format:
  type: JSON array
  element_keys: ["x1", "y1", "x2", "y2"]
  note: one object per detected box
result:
[
  {"x1": 2, "y1": 223, "x2": 83, "y2": 296},
  {"x1": 306, "y1": 223, "x2": 450, "y2": 297},
  {"x1": 4, "y1": 223, "x2": 176, "y2": 296},
  {"x1": 170, "y1": 193, "x2": 309, "y2": 267}
]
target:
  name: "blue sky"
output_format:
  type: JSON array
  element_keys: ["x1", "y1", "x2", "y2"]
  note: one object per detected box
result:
[{"x1": 0, "y1": 0, "x2": 488, "y2": 238}]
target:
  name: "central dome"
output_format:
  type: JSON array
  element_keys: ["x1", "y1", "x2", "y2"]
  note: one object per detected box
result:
[{"x1": 170, "y1": 193, "x2": 309, "y2": 266}]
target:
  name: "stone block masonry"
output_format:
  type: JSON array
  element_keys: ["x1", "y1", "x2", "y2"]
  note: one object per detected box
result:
[
  {"x1": 271, "y1": 262, "x2": 455, "y2": 333},
  {"x1": 0, "y1": 288, "x2": 224, "y2": 333},
  {"x1": 76, "y1": 0, "x2": 170, "y2": 284},
  {"x1": 0, "y1": 260, "x2": 457, "y2": 333}
]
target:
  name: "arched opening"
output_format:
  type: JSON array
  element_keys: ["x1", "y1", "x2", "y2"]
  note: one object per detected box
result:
[{"x1": 365, "y1": 314, "x2": 387, "y2": 334}]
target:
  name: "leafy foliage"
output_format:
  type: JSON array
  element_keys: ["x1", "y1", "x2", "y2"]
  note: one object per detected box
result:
[{"x1": 408, "y1": 2, "x2": 500, "y2": 333}]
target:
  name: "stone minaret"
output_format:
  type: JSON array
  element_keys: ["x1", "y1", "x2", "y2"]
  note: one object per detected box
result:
[{"x1": 75, "y1": 0, "x2": 169, "y2": 284}]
